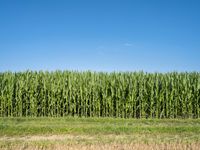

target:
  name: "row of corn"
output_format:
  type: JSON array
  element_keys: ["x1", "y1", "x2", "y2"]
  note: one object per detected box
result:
[{"x1": 0, "y1": 71, "x2": 199, "y2": 118}]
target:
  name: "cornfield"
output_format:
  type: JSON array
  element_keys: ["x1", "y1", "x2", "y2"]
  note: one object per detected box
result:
[{"x1": 0, "y1": 71, "x2": 199, "y2": 118}]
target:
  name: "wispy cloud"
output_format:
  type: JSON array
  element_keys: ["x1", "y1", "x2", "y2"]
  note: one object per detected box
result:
[
  {"x1": 96, "y1": 46, "x2": 105, "y2": 55},
  {"x1": 124, "y1": 43, "x2": 132, "y2": 47},
  {"x1": 96, "y1": 46, "x2": 105, "y2": 50}
]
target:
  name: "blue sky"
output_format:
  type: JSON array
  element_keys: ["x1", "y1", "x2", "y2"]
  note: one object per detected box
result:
[{"x1": 0, "y1": 0, "x2": 200, "y2": 72}]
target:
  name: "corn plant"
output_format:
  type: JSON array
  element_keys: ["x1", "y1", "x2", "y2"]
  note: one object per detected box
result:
[{"x1": 0, "y1": 71, "x2": 199, "y2": 118}]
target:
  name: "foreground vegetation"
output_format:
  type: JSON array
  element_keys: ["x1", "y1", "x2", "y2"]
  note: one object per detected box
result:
[
  {"x1": 0, "y1": 71, "x2": 199, "y2": 118},
  {"x1": 1, "y1": 143, "x2": 200, "y2": 150},
  {"x1": 0, "y1": 117, "x2": 200, "y2": 149},
  {"x1": 1, "y1": 117, "x2": 200, "y2": 136},
  {"x1": 0, "y1": 71, "x2": 199, "y2": 149}
]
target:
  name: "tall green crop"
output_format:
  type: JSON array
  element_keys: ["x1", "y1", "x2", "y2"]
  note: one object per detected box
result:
[{"x1": 0, "y1": 71, "x2": 199, "y2": 118}]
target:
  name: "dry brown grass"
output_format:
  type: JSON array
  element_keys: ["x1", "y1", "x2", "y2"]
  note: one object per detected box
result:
[
  {"x1": 1, "y1": 143, "x2": 200, "y2": 150},
  {"x1": 0, "y1": 135, "x2": 200, "y2": 150}
]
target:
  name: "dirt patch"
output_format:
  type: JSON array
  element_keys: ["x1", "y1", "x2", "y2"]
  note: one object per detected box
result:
[{"x1": 0, "y1": 134, "x2": 94, "y2": 142}]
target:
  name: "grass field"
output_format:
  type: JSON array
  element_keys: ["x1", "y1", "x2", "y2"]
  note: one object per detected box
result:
[{"x1": 0, "y1": 117, "x2": 200, "y2": 149}]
